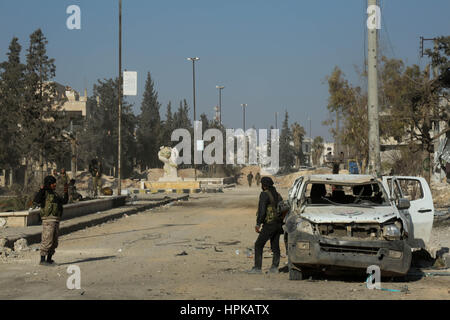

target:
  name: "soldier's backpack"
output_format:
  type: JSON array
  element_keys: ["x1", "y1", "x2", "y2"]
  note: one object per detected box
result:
[
  {"x1": 264, "y1": 190, "x2": 290, "y2": 223},
  {"x1": 40, "y1": 191, "x2": 59, "y2": 218},
  {"x1": 102, "y1": 187, "x2": 113, "y2": 196}
]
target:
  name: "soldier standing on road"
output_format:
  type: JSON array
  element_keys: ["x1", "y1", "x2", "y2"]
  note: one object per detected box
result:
[
  {"x1": 33, "y1": 175, "x2": 68, "y2": 266},
  {"x1": 248, "y1": 177, "x2": 283, "y2": 274},
  {"x1": 68, "y1": 179, "x2": 83, "y2": 203},
  {"x1": 247, "y1": 172, "x2": 254, "y2": 187},
  {"x1": 255, "y1": 172, "x2": 261, "y2": 187},
  {"x1": 89, "y1": 158, "x2": 103, "y2": 197},
  {"x1": 56, "y1": 168, "x2": 69, "y2": 195}
]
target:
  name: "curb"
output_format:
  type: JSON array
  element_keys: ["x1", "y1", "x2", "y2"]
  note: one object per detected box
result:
[
  {"x1": 131, "y1": 188, "x2": 202, "y2": 194},
  {"x1": 2, "y1": 195, "x2": 189, "y2": 249}
]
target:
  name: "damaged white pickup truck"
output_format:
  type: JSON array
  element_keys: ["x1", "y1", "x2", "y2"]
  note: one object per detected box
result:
[{"x1": 285, "y1": 174, "x2": 434, "y2": 280}]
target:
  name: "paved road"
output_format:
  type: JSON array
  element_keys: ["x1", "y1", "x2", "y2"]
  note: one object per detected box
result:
[{"x1": 0, "y1": 186, "x2": 449, "y2": 300}]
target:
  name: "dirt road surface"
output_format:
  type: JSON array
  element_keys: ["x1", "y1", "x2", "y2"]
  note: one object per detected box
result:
[{"x1": 0, "y1": 186, "x2": 449, "y2": 300}]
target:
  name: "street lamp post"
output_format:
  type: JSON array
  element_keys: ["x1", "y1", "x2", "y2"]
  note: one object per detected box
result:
[
  {"x1": 187, "y1": 57, "x2": 200, "y2": 181},
  {"x1": 241, "y1": 104, "x2": 248, "y2": 164},
  {"x1": 216, "y1": 85, "x2": 225, "y2": 125},
  {"x1": 241, "y1": 104, "x2": 247, "y2": 132},
  {"x1": 275, "y1": 112, "x2": 278, "y2": 130},
  {"x1": 187, "y1": 57, "x2": 200, "y2": 123}
]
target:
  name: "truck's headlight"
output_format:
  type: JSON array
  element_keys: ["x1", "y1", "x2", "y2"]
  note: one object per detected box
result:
[
  {"x1": 383, "y1": 224, "x2": 401, "y2": 240},
  {"x1": 297, "y1": 220, "x2": 314, "y2": 234}
]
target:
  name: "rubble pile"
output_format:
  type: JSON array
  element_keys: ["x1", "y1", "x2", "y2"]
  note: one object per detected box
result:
[
  {"x1": 431, "y1": 182, "x2": 450, "y2": 208},
  {"x1": 146, "y1": 169, "x2": 164, "y2": 181}
]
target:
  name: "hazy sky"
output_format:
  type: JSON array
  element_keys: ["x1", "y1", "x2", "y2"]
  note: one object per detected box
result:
[{"x1": 1, "y1": 0, "x2": 449, "y2": 140}]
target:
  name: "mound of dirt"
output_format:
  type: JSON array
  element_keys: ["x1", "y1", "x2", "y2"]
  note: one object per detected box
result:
[
  {"x1": 237, "y1": 166, "x2": 262, "y2": 185},
  {"x1": 178, "y1": 168, "x2": 205, "y2": 179},
  {"x1": 273, "y1": 167, "x2": 333, "y2": 188}
]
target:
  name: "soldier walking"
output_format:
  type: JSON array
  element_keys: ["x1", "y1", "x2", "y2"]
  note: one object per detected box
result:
[
  {"x1": 33, "y1": 175, "x2": 68, "y2": 265},
  {"x1": 255, "y1": 172, "x2": 261, "y2": 187},
  {"x1": 247, "y1": 172, "x2": 254, "y2": 187},
  {"x1": 248, "y1": 177, "x2": 283, "y2": 274}
]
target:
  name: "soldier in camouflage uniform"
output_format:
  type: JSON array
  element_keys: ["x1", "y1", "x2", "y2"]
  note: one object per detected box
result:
[
  {"x1": 56, "y1": 168, "x2": 69, "y2": 195},
  {"x1": 89, "y1": 158, "x2": 103, "y2": 197},
  {"x1": 68, "y1": 179, "x2": 82, "y2": 203},
  {"x1": 33, "y1": 176, "x2": 68, "y2": 265},
  {"x1": 248, "y1": 177, "x2": 283, "y2": 274}
]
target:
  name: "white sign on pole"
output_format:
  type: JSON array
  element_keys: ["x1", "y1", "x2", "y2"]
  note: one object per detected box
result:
[{"x1": 123, "y1": 71, "x2": 137, "y2": 96}]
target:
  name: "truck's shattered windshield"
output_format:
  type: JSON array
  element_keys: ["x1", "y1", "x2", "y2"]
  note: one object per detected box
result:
[{"x1": 303, "y1": 182, "x2": 389, "y2": 207}]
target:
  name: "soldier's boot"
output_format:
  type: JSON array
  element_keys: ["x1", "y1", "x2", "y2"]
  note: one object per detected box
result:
[
  {"x1": 46, "y1": 254, "x2": 55, "y2": 265},
  {"x1": 247, "y1": 267, "x2": 262, "y2": 274},
  {"x1": 269, "y1": 253, "x2": 281, "y2": 273},
  {"x1": 39, "y1": 255, "x2": 47, "y2": 265}
]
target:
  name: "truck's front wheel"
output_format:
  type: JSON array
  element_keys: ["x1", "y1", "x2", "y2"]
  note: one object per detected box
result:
[{"x1": 288, "y1": 258, "x2": 303, "y2": 280}]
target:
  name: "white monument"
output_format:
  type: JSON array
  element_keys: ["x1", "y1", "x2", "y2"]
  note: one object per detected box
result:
[{"x1": 158, "y1": 146, "x2": 182, "y2": 182}]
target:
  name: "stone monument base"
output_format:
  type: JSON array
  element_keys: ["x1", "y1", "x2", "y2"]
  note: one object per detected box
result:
[
  {"x1": 158, "y1": 176, "x2": 183, "y2": 182},
  {"x1": 144, "y1": 181, "x2": 201, "y2": 190}
]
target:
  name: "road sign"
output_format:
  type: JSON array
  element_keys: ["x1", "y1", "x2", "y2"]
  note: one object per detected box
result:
[{"x1": 123, "y1": 71, "x2": 137, "y2": 96}]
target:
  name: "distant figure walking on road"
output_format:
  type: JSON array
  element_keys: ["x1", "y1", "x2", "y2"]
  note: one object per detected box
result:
[
  {"x1": 247, "y1": 172, "x2": 254, "y2": 187},
  {"x1": 33, "y1": 175, "x2": 68, "y2": 266},
  {"x1": 255, "y1": 172, "x2": 261, "y2": 187}
]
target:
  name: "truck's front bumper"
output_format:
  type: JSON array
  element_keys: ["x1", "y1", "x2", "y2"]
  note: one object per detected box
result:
[{"x1": 288, "y1": 231, "x2": 412, "y2": 276}]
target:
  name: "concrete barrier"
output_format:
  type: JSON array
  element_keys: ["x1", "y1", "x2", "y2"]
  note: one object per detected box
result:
[{"x1": 0, "y1": 196, "x2": 127, "y2": 228}]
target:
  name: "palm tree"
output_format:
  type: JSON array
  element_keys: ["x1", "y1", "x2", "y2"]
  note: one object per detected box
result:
[{"x1": 312, "y1": 136, "x2": 325, "y2": 166}]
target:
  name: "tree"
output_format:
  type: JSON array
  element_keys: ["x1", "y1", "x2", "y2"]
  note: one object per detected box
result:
[
  {"x1": 173, "y1": 99, "x2": 191, "y2": 130},
  {"x1": 312, "y1": 136, "x2": 324, "y2": 166},
  {"x1": 161, "y1": 101, "x2": 175, "y2": 147},
  {"x1": 0, "y1": 37, "x2": 25, "y2": 172},
  {"x1": 22, "y1": 29, "x2": 66, "y2": 188},
  {"x1": 325, "y1": 67, "x2": 369, "y2": 173},
  {"x1": 291, "y1": 122, "x2": 305, "y2": 167},
  {"x1": 279, "y1": 111, "x2": 295, "y2": 172},
  {"x1": 78, "y1": 78, "x2": 137, "y2": 178},
  {"x1": 378, "y1": 40, "x2": 450, "y2": 181},
  {"x1": 136, "y1": 72, "x2": 161, "y2": 170}
]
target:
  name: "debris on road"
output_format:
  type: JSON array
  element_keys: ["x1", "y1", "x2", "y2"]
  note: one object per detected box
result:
[
  {"x1": 14, "y1": 238, "x2": 28, "y2": 252},
  {"x1": 176, "y1": 251, "x2": 188, "y2": 256},
  {"x1": 214, "y1": 246, "x2": 223, "y2": 252},
  {"x1": 218, "y1": 240, "x2": 241, "y2": 246}
]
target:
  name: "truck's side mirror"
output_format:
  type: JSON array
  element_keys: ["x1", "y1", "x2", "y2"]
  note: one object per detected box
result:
[{"x1": 397, "y1": 198, "x2": 410, "y2": 210}]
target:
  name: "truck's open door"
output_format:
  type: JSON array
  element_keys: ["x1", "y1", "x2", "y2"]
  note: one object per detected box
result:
[{"x1": 383, "y1": 176, "x2": 434, "y2": 246}]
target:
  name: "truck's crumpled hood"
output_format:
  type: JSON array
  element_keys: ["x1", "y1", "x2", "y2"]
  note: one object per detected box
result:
[{"x1": 301, "y1": 206, "x2": 397, "y2": 224}]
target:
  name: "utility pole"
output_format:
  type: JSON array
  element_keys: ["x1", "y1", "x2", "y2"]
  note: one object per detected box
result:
[
  {"x1": 117, "y1": 0, "x2": 123, "y2": 196},
  {"x1": 335, "y1": 110, "x2": 340, "y2": 156},
  {"x1": 420, "y1": 36, "x2": 439, "y2": 183},
  {"x1": 367, "y1": 0, "x2": 381, "y2": 176}
]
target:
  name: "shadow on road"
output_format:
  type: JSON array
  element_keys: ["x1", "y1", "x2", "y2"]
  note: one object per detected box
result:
[
  {"x1": 58, "y1": 255, "x2": 117, "y2": 266},
  {"x1": 62, "y1": 224, "x2": 198, "y2": 242}
]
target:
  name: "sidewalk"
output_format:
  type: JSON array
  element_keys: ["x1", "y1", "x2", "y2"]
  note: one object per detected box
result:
[{"x1": 0, "y1": 194, "x2": 189, "y2": 249}]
